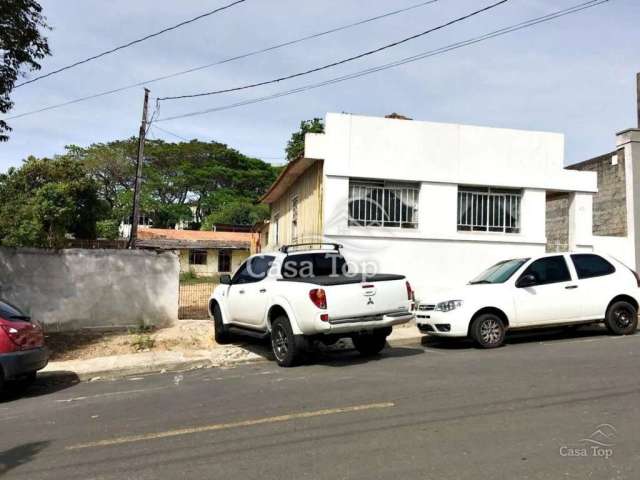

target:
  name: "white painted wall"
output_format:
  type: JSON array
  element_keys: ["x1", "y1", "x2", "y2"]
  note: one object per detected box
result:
[{"x1": 307, "y1": 113, "x2": 597, "y2": 301}]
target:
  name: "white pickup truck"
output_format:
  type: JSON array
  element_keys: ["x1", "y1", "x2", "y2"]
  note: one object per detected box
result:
[{"x1": 209, "y1": 244, "x2": 414, "y2": 366}]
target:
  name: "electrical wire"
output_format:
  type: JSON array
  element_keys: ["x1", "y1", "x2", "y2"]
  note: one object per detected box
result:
[
  {"x1": 14, "y1": 0, "x2": 247, "y2": 88},
  {"x1": 150, "y1": 125, "x2": 285, "y2": 162},
  {"x1": 158, "y1": 0, "x2": 510, "y2": 101},
  {"x1": 157, "y1": 0, "x2": 610, "y2": 123},
  {"x1": 4, "y1": 0, "x2": 439, "y2": 121}
]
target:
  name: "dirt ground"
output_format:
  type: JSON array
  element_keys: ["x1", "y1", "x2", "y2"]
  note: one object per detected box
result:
[{"x1": 45, "y1": 321, "x2": 215, "y2": 361}]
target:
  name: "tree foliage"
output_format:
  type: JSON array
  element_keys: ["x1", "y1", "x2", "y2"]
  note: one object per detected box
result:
[
  {"x1": 285, "y1": 118, "x2": 324, "y2": 162},
  {"x1": 0, "y1": 0, "x2": 51, "y2": 141},
  {"x1": 0, "y1": 157, "x2": 104, "y2": 248},
  {"x1": 64, "y1": 138, "x2": 279, "y2": 230},
  {"x1": 0, "y1": 138, "x2": 280, "y2": 247}
]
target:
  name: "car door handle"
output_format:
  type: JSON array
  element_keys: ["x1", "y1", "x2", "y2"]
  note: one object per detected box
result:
[
  {"x1": 259, "y1": 288, "x2": 267, "y2": 293},
  {"x1": 238, "y1": 290, "x2": 245, "y2": 294},
  {"x1": 565, "y1": 285, "x2": 578, "y2": 289}
]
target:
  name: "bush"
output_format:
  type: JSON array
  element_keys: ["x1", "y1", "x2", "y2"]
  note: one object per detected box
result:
[{"x1": 96, "y1": 219, "x2": 120, "y2": 240}]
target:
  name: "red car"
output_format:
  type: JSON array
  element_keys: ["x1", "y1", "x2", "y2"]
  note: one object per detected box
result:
[{"x1": 0, "y1": 300, "x2": 48, "y2": 389}]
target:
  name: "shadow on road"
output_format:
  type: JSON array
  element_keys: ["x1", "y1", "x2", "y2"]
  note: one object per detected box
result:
[
  {"x1": 229, "y1": 336, "x2": 424, "y2": 367},
  {"x1": 0, "y1": 371, "x2": 79, "y2": 404},
  {"x1": 0, "y1": 441, "x2": 50, "y2": 476},
  {"x1": 422, "y1": 324, "x2": 617, "y2": 350}
]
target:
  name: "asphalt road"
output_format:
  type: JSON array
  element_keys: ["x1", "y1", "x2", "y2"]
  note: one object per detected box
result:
[{"x1": 1, "y1": 326, "x2": 639, "y2": 480}]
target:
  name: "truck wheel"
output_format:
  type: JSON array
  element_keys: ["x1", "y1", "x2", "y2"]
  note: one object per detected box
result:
[
  {"x1": 270, "y1": 316, "x2": 303, "y2": 367},
  {"x1": 352, "y1": 332, "x2": 387, "y2": 356},
  {"x1": 471, "y1": 314, "x2": 505, "y2": 348},
  {"x1": 605, "y1": 301, "x2": 638, "y2": 335},
  {"x1": 212, "y1": 303, "x2": 232, "y2": 344}
]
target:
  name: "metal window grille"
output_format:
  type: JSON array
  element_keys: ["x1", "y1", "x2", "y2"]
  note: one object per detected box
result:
[
  {"x1": 457, "y1": 187, "x2": 521, "y2": 233},
  {"x1": 348, "y1": 180, "x2": 419, "y2": 229}
]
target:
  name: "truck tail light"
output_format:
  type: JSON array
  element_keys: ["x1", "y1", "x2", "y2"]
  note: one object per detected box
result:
[
  {"x1": 309, "y1": 289, "x2": 327, "y2": 309},
  {"x1": 406, "y1": 281, "x2": 414, "y2": 301}
]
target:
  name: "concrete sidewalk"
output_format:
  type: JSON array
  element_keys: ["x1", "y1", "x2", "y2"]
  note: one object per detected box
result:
[{"x1": 41, "y1": 323, "x2": 424, "y2": 381}]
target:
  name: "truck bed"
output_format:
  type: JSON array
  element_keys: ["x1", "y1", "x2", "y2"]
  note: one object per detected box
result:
[{"x1": 278, "y1": 273, "x2": 405, "y2": 286}]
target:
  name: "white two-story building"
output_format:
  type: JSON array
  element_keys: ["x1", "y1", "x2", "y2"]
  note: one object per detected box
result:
[{"x1": 261, "y1": 113, "x2": 598, "y2": 300}]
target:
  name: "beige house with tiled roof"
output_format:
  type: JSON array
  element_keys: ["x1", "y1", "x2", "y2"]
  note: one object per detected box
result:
[{"x1": 136, "y1": 228, "x2": 253, "y2": 277}]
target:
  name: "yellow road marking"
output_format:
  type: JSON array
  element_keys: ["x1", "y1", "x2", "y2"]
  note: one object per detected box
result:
[{"x1": 66, "y1": 401, "x2": 395, "y2": 450}]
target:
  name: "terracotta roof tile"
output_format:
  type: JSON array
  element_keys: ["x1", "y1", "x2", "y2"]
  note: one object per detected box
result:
[{"x1": 136, "y1": 228, "x2": 254, "y2": 250}]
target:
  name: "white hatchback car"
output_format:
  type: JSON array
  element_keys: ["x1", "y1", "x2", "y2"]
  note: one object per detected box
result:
[{"x1": 416, "y1": 252, "x2": 640, "y2": 348}]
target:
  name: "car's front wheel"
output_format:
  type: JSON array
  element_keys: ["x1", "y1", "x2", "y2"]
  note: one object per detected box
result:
[
  {"x1": 352, "y1": 331, "x2": 388, "y2": 356},
  {"x1": 605, "y1": 300, "x2": 638, "y2": 335},
  {"x1": 471, "y1": 314, "x2": 506, "y2": 348},
  {"x1": 212, "y1": 303, "x2": 232, "y2": 344}
]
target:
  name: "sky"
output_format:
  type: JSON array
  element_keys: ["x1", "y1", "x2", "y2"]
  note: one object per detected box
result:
[{"x1": 1, "y1": 0, "x2": 638, "y2": 172}]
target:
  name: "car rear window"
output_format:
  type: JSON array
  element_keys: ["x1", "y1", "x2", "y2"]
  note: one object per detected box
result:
[
  {"x1": 571, "y1": 254, "x2": 616, "y2": 279},
  {"x1": 281, "y1": 253, "x2": 348, "y2": 279},
  {"x1": 0, "y1": 301, "x2": 30, "y2": 322}
]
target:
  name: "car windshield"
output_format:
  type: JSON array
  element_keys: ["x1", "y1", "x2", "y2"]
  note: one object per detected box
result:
[
  {"x1": 469, "y1": 258, "x2": 529, "y2": 285},
  {"x1": 0, "y1": 300, "x2": 30, "y2": 322}
]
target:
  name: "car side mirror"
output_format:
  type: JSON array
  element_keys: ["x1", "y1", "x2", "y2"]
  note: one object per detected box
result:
[
  {"x1": 516, "y1": 273, "x2": 537, "y2": 288},
  {"x1": 219, "y1": 274, "x2": 232, "y2": 285}
]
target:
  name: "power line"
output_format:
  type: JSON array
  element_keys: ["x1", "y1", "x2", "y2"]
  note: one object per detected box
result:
[
  {"x1": 4, "y1": 0, "x2": 439, "y2": 121},
  {"x1": 157, "y1": 0, "x2": 611, "y2": 123},
  {"x1": 14, "y1": 0, "x2": 247, "y2": 88},
  {"x1": 152, "y1": 124, "x2": 190, "y2": 141},
  {"x1": 150, "y1": 125, "x2": 285, "y2": 161},
  {"x1": 158, "y1": 0, "x2": 510, "y2": 101}
]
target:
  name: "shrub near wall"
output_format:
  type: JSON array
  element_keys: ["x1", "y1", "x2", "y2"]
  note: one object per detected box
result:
[{"x1": 0, "y1": 248, "x2": 179, "y2": 331}]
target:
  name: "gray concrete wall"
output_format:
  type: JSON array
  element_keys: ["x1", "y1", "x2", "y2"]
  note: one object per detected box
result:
[
  {"x1": 545, "y1": 193, "x2": 570, "y2": 252},
  {"x1": 0, "y1": 248, "x2": 179, "y2": 331},
  {"x1": 567, "y1": 150, "x2": 627, "y2": 236}
]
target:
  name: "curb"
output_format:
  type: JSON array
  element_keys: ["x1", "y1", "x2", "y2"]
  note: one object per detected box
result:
[
  {"x1": 42, "y1": 352, "x2": 268, "y2": 383},
  {"x1": 41, "y1": 332, "x2": 425, "y2": 383}
]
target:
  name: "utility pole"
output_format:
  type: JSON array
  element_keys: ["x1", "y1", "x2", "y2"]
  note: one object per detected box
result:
[
  {"x1": 128, "y1": 88, "x2": 150, "y2": 249},
  {"x1": 637, "y1": 72, "x2": 640, "y2": 128}
]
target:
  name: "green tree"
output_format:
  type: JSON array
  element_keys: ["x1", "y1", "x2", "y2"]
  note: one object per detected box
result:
[
  {"x1": 285, "y1": 118, "x2": 324, "y2": 162},
  {"x1": 1, "y1": 0, "x2": 51, "y2": 141},
  {"x1": 201, "y1": 201, "x2": 269, "y2": 230},
  {"x1": 0, "y1": 156, "x2": 103, "y2": 248},
  {"x1": 62, "y1": 138, "x2": 279, "y2": 230}
]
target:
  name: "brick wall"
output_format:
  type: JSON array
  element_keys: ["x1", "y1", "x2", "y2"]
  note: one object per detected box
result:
[
  {"x1": 546, "y1": 193, "x2": 569, "y2": 252},
  {"x1": 567, "y1": 150, "x2": 627, "y2": 236}
]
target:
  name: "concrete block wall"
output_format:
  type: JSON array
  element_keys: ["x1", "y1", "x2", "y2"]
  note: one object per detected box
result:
[
  {"x1": 567, "y1": 150, "x2": 627, "y2": 237},
  {"x1": 545, "y1": 193, "x2": 570, "y2": 251},
  {"x1": 0, "y1": 248, "x2": 179, "y2": 331}
]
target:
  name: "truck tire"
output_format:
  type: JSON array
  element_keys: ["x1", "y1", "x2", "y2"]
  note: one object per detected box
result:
[
  {"x1": 352, "y1": 332, "x2": 387, "y2": 356},
  {"x1": 470, "y1": 313, "x2": 506, "y2": 348},
  {"x1": 270, "y1": 316, "x2": 304, "y2": 367},
  {"x1": 605, "y1": 300, "x2": 638, "y2": 335},
  {"x1": 212, "y1": 303, "x2": 232, "y2": 344}
]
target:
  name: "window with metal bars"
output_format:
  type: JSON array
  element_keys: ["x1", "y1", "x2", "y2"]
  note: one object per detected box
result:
[
  {"x1": 457, "y1": 186, "x2": 522, "y2": 233},
  {"x1": 348, "y1": 179, "x2": 419, "y2": 229}
]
